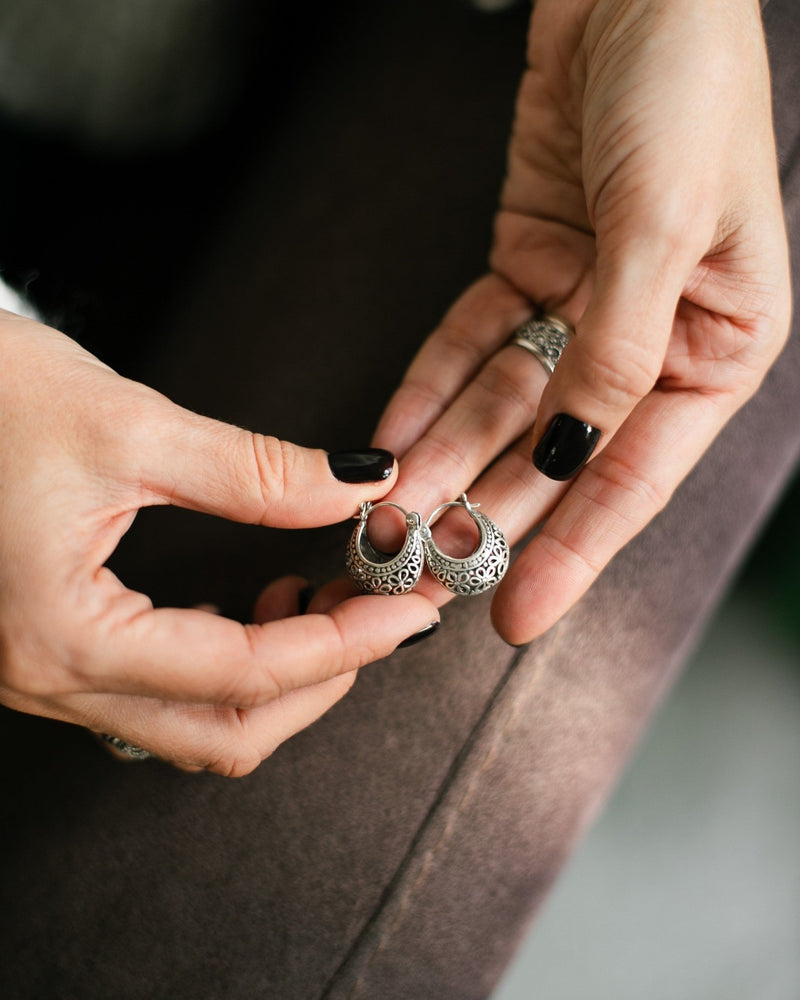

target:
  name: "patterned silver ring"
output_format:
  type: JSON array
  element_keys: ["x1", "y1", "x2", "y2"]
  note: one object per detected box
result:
[
  {"x1": 508, "y1": 313, "x2": 574, "y2": 375},
  {"x1": 101, "y1": 734, "x2": 152, "y2": 760}
]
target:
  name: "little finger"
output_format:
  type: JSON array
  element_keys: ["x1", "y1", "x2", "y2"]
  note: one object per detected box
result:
[{"x1": 494, "y1": 386, "x2": 736, "y2": 644}]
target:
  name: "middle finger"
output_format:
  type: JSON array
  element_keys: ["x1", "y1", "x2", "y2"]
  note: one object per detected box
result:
[{"x1": 384, "y1": 340, "x2": 550, "y2": 526}]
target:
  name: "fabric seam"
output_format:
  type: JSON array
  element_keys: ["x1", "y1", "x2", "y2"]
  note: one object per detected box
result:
[{"x1": 317, "y1": 621, "x2": 565, "y2": 1000}]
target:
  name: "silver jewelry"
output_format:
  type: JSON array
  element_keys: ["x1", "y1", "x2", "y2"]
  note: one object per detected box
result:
[
  {"x1": 346, "y1": 501, "x2": 425, "y2": 595},
  {"x1": 101, "y1": 734, "x2": 152, "y2": 760},
  {"x1": 509, "y1": 313, "x2": 574, "y2": 375},
  {"x1": 422, "y1": 493, "x2": 509, "y2": 597}
]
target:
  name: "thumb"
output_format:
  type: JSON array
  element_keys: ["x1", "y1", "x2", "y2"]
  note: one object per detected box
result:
[
  {"x1": 136, "y1": 399, "x2": 397, "y2": 527},
  {"x1": 530, "y1": 238, "x2": 692, "y2": 481}
]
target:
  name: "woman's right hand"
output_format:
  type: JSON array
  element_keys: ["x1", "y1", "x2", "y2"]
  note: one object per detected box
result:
[{"x1": 0, "y1": 312, "x2": 438, "y2": 775}]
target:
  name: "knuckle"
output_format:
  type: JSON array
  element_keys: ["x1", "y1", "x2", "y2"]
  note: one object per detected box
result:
[
  {"x1": 246, "y1": 432, "x2": 291, "y2": 521},
  {"x1": 233, "y1": 625, "x2": 284, "y2": 705},
  {"x1": 204, "y1": 710, "x2": 264, "y2": 777},
  {"x1": 642, "y1": 203, "x2": 692, "y2": 255},
  {"x1": 348, "y1": 641, "x2": 381, "y2": 672},
  {"x1": 394, "y1": 378, "x2": 445, "y2": 418},
  {"x1": 437, "y1": 319, "x2": 486, "y2": 367},
  {"x1": 577, "y1": 342, "x2": 659, "y2": 410},
  {"x1": 581, "y1": 452, "x2": 671, "y2": 518},
  {"x1": 416, "y1": 429, "x2": 473, "y2": 489},
  {"x1": 475, "y1": 355, "x2": 538, "y2": 421},
  {"x1": 327, "y1": 610, "x2": 379, "y2": 674},
  {"x1": 498, "y1": 448, "x2": 542, "y2": 497},
  {"x1": 205, "y1": 747, "x2": 263, "y2": 778},
  {"x1": 536, "y1": 453, "x2": 671, "y2": 585},
  {"x1": 538, "y1": 525, "x2": 604, "y2": 579},
  {"x1": 602, "y1": 195, "x2": 696, "y2": 261}
]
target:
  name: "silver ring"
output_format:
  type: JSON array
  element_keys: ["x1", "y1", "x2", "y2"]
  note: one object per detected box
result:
[
  {"x1": 509, "y1": 313, "x2": 574, "y2": 375},
  {"x1": 101, "y1": 734, "x2": 152, "y2": 760}
]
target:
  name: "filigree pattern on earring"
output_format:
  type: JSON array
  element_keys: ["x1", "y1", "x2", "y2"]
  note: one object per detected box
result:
[
  {"x1": 422, "y1": 493, "x2": 509, "y2": 596},
  {"x1": 346, "y1": 501, "x2": 424, "y2": 595}
]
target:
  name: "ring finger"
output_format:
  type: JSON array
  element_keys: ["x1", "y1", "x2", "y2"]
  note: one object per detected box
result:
[{"x1": 379, "y1": 338, "x2": 552, "y2": 531}]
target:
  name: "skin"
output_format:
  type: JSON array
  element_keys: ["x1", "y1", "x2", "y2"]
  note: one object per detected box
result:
[
  {"x1": 374, "y1": 0, "x2": 791, "y2": 642},
  {"x1": 0, "y1": 0, "x2": 790, "y2": 773},
  {"x1": 0, "y1": 313, "x2": 438, "y2": 775}
]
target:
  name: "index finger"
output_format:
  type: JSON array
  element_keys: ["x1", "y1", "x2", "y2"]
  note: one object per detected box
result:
[{"x1": 81, "y1": 587, "x2": 438, "y2": 706}]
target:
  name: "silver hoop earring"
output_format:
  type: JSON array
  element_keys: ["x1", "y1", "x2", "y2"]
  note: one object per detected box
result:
[
  {"x1": 346, "y1": 502, "x2": 425, "y2": 595},
  {"x1": 422, "y1": 494, "x2": 509, "y2": 596}
]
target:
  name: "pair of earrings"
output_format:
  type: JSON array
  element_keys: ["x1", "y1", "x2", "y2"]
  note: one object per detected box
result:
[{"x1": 346, "y1": 493, "x2": 509, "y2": 597}]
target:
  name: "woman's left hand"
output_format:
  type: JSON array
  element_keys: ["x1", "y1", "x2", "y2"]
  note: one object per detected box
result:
[{"x1": 372, "y1": 0, "x2": 791, "y2": 644}]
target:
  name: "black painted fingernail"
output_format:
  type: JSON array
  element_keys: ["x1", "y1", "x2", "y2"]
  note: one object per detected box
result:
[
  {"x1": 328, "y1": 448, "x2": 395, "y2": 484},
  {"x1": 396, "y1": 621, "x2": 440, "y2": 650},
  {"x1": 533, "y1": 414, "x2": 601, "y2": 481},
  {"x1": 297, "y1": 585, "x2": 315, "y2": 615}
]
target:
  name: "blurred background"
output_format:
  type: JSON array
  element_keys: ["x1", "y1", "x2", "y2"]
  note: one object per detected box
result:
[{"x1": 494, "y1": 493, "x2": 800, "y2": 999}]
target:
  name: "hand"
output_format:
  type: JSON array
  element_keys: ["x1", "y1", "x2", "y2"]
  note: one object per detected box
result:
[
  {"x1": 0, "y1": 312, "x2": 438, "y2": 774},
  {"x1": 374, "y1": 0, "x2": 791, "y2": 642}
]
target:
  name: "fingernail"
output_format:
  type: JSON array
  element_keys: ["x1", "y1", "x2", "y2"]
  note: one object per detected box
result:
[
  {"x1": 396, "y1": 621, "x2": 440, "y2": 650},
  {"x1": 533, "y1": 414, "x2": 601, "y2": 481},
  {"x1": 297, "y1": 585, "x2": 315, "y2": 615},
  {"x1": 328, "y1": 448, "x2": 395, "y2": 484}
]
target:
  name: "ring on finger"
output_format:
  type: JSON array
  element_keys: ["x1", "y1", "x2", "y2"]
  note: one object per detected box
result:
[
  {"x1": 100, "y1": 733, "x2": 152, "y2": 760},
  {"x1": 508, "y1": 313, "x2": 574, "y2": 376}
]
